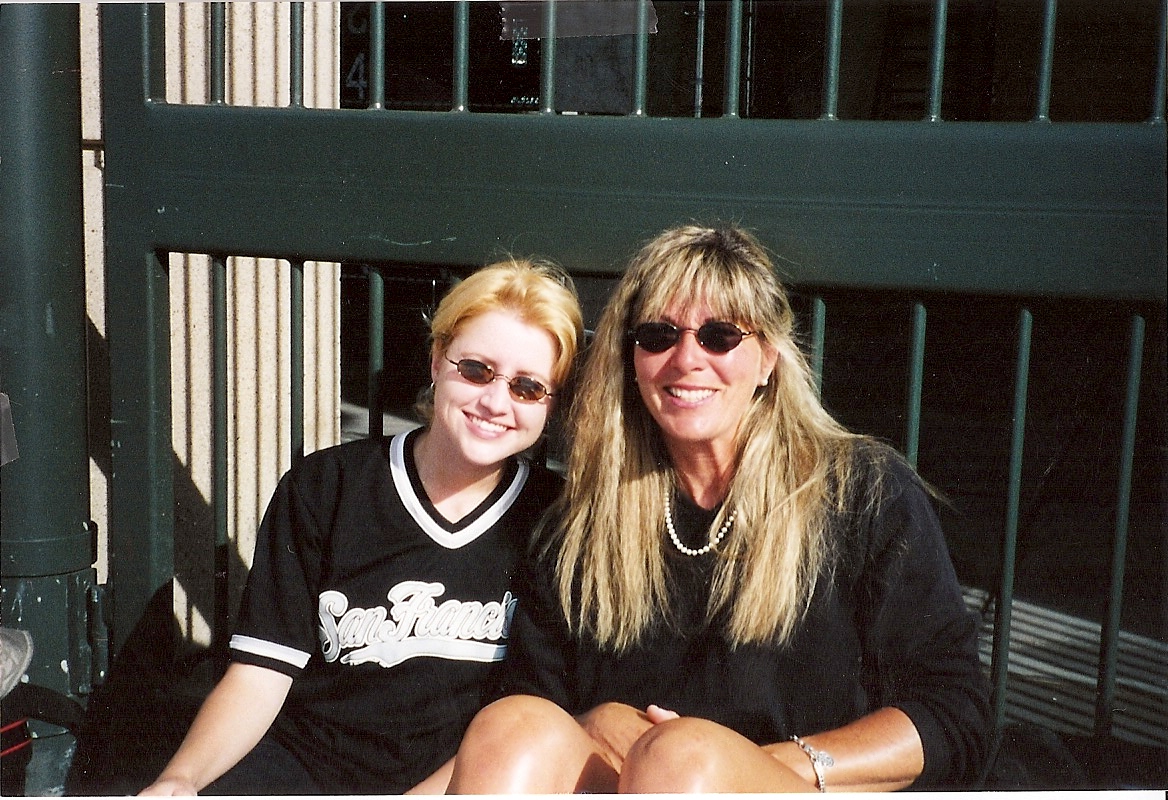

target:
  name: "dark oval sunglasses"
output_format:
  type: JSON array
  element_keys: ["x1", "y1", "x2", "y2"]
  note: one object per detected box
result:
[
  {"x1": 630, "y1": 321, "x2": 755, "y2": 354},
  {"x1": 446, "y1": 357, "x2": 553, "y2": 403}
]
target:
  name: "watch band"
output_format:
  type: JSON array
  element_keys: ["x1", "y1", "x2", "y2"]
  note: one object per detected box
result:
[{"x1": 790, "y1": 735, "x2": 834, "y2": 792}]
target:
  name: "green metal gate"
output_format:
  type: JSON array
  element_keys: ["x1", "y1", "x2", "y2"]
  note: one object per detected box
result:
[{"x1": 2, "y1": 1, "x2": 1164, "y2": 782}]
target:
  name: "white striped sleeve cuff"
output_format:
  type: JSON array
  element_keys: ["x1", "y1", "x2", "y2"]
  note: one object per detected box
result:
[{"x1": 230, "y1": 634, "x2": 312, "y2": 670}]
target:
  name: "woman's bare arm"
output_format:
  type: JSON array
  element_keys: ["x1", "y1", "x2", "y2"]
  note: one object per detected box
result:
[
  {"x1": 763, "y1": 706, "x2": 924, "y2": 792},
  {"x1": 138, "y1": 662, "x2": 293, "y2": 795}
]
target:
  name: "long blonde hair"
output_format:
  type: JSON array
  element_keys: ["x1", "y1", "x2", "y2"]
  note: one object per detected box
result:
[{"x1": 549, "y1": 225, "x2": 872, "y2": 651}]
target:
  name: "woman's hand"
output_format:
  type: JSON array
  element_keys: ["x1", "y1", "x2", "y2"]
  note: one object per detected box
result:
[
  {"x1": 575, "y1": 702, "x2": 656, "y2": 770},
  {"x1": 137, "y1": 777, "x2": 198, "y2": 796},
  {"x1": 405, "y1": 757, "x2": 454, "y2": 794}
]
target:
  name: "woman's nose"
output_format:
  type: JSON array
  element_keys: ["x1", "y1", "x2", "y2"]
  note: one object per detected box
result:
[
  {"x1": 670, "y1": 328, "x2": 706, "y2": 368},
  {"x1": 479, "y1": 375, "x2": 512, "y2": 411}
]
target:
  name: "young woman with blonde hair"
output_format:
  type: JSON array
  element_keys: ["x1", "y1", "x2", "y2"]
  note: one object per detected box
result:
[
  {"x1": 140, "y1": 258, "x2": 582, "y2": 796},
  {"x1": 446, "y1": 225, "x2": 988, "y2": 793}
]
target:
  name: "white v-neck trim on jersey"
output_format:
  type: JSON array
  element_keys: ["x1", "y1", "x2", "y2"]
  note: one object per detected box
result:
[{"x1": 389, "y1": 430, "x2": 531, "y2": 549}]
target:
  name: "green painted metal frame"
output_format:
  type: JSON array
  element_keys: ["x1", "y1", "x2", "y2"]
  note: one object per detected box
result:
[
  {"x1": 108, "y1": 100, "x2": 1165, "y2": 300},
  {"x1": 100, "y1": 4, "x2": 1166, "y2": 737}
]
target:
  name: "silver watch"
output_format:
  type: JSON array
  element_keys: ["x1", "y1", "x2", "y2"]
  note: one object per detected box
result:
[{"x1": 790, "y1": 735, "x2": 834, "y2": 792}]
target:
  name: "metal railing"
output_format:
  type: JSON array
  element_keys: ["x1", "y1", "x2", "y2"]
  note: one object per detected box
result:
[{"x1": 42, "y1": 0, "x2": 1166, "y2": 757}]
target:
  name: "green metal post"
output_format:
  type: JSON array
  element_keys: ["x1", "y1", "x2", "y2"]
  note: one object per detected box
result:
[
  {"x1": 101, "y1": 4, "x2": 175, "y2": 654},
  {"x1": 1095, "y1": 314, "x2": 1145, "y2": 736},
  {"x1": 926, "y1": 0, "x2": 949, "y2": 122},
  {"x1": 210, "y1": 3, "x2": 225, "y2": 103},
  {"x1": 991, "y1": 307, "x2": 1032, "y2": 731},
  {"x1": 1152, "y1": 0, "x2": 1166, "y2": 124},
  {"x1": 453, "y1": 2, "x2": 469, "y2": 113},
  {"x1": 367, "y1": 269, "x2": 385, "y2": 439},
  {"x1": 693, "y1": 0, "x2": 706, "y2": 117},
  {"x1": 540, "y1": 0, "x2": 557, "y2": 114},
  {"x1": 810, "y1": 296, "x2": 826, "y2": 396},
  {"x1": 724, "y1": 0, "x2": 743, "y2": 118},
  {"x1": 0, "y1": 1, "x2": 99, "y2": 703},
  {"x1": 905, "y1": 302, "x2": 927, "y2": 467},
  {"x1": 290, "y1": 3, "x2": 304, "y2": 108},
  {"x1": 1034, "y1": 0, "x2": 1057, "y2": 122},
  {"x1": 821, "y1": 0, "x2": 843, "y2": 121},
  {"x1": 632, "y1": 0, "x2": 650, "y2": 117},
  {"x1": 369, "y1": 3, "x2": 385, "y2": 109},
  {"x1": 212, "y1": 256, "x2": 229, "y2": 654},
  {"x1": 290, "y1": 261, "x2": 304, "y2": 464}
]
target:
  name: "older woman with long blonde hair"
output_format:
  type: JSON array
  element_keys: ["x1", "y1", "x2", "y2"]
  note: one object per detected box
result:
[{"x1": 444, "y1": 225, "x2": 988, "y2": 793}]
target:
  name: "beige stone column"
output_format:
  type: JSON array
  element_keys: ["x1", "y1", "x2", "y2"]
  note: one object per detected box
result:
[{"x1": 82, "y1": 3, "x2": 342, "y2": 649}]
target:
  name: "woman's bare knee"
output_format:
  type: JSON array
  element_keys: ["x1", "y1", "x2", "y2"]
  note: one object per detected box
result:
[
  {"x1": 448, "y1": 695, "x2": 601, "y2": 793},
  {"x1": 619, "y1": 717, "x2": 795, "y2": 793},
  {"x1": 618, "y1": 718, "x2": 717, "y2": 791}
]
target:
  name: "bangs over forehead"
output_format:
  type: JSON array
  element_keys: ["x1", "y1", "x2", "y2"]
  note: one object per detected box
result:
[{"x1": 629, "y1": 229, "x2": 788, "y2": 336}]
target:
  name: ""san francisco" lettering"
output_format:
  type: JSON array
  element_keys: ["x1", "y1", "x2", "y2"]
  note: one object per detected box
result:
[{"x1": 318, "y1": 581, "x2": 517, "y2": 663}]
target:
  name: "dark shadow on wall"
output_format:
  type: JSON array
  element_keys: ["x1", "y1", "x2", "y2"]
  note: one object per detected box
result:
[
  {"x1": 65, "y1": 449, "x2": 250, "y2": 795},
  {"x1": 64, "y1": 581, "x2": 214, "y2": 796}
]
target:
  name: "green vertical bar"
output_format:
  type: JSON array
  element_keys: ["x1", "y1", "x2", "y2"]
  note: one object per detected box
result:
[
  {"x1": 810, "y1": 296, "x2": 826, "y2": 396},
  {"x1": 724, "y1": 0, "x2": 743, "y2": 118},
  {"x1": 1150, "y1": 0, "x2": 1165, "y2": 123},
  {"x1": 212, "y1": 256, "x2": 229, "y2": 653},
  {"x1": 632, "y1": 0, "x2": 650, "y2": 116},
  {"x1": 1095, "y1": 314, "x2": 1145, "y2": 736},
  {"x1": 290, "y1": 2, "x2": 304, "y2": 107},
  {"x1": 540, "y1": 0, "x2": 557, "y2": 114},
  {"x1": 926, "y1": 0, "x2": 948, "y2": 121},
  {"x1": 290, "y1": 261, "x2": 305, "y2": 464},
  {"x1": 369, "y1": 2, "x2": 385, "y2": 109},
  {"x1": 368, "y1": 268, "x2": 385, "y2": 439},
  {"x1": 1034, "y1": 0, "x2": 1058, "y2": 122},
  {"x1": 453, "y1": 2, "x2": 470, "y2": 112},
  {"x1": 102, "y1": 4, "x2": 176, "y2": 656},
  {"x1": 210, "y1": 3, "x2": 226, "y2": 104},
  {"x1": 905, "y1": 302, "x2": 927, "y2": 467},
  {"x1": 991, "y1": 307, "x2": 1032, "y2": 732},
  {"x1": 142, "y1": 2, "x2": 167, "y2": 102},
  {"x1": 212, "y1": 257, "x2": 229, "y2": 551},
  {"x1": 693, "y1": 0, "x2": 707, "y2": 117},
  {"x1": 821, "y1": 0, "x2": 843, "y2": 120}
]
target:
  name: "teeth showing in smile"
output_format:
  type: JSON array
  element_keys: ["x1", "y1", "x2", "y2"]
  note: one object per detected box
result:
[
  {"x1": 667, "y1": 387, "x2": 715, "y2": 403},
  {"x1": 470, "y1": 414, "x2": 508, "y2": 433}
]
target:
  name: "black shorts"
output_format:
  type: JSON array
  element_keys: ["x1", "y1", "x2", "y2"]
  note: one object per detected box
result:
[{"x1": 203, "y1": 734, "x2": 322, "y2": 795}]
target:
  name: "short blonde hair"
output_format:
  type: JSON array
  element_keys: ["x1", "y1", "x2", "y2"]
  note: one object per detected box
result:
[{"x1": 416, "y1": 258, "x2": 583, "y2": 422}]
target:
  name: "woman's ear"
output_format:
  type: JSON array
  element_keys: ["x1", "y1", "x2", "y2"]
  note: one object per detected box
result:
[{"x1": 759, "y1": 344, "x2": 780, "y2": 387}]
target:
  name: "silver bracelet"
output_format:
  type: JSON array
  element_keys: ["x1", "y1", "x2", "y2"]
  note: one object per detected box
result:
[{"x1": 790, "y1": 735, "x2": 833, "y2": 792}]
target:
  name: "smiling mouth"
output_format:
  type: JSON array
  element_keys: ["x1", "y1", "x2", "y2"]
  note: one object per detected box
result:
[
  {"x1": 468, "y1": 413, "x2": 509, "y2": 434},
  {"x1": 666, "y1": 387, "x2": 716, "y2": 403}
]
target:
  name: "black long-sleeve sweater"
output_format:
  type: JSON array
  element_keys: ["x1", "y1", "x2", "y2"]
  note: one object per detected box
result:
[{"x1": 501, "y1": 447, "x2": 991, "y2": 788}]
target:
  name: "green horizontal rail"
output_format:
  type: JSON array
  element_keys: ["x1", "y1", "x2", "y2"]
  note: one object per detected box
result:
[{"x1": 122, "y1": 104, "x2": 1164, "y2": 300}]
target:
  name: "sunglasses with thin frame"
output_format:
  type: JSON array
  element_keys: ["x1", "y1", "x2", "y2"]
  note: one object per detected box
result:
[
  {"x1": 446, "y1": 357, "x2": 554, "y2": 403},
  {"x1": 630, "y1": 321, "x2": 755, "y2": 354}
]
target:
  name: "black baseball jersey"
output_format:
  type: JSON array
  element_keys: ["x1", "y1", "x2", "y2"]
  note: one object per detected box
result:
[{"x1": 229, "y1": 428, "x2": 562, "y2": 793}]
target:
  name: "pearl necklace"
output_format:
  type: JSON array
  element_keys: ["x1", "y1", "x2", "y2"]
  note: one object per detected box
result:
[{"x1": 664, "y1": 492, "x2": 735, "y2": 556}]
